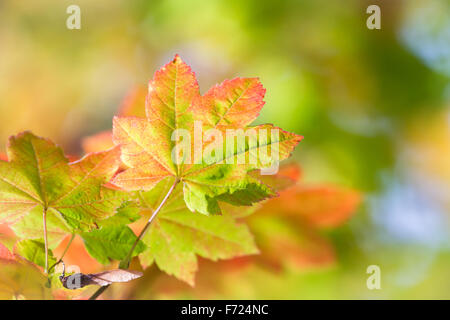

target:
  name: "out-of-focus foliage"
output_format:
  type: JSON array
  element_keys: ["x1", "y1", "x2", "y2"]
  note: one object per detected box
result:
[
  {"x1": 0, "y1": 243, "x2": 53, "y2": 300},
  {"x1": 249, "y1": 164, "x2": 360, "y2": 270},
  {"x1": 0, "y1": 0, "x2": 449, "y2": 299}
]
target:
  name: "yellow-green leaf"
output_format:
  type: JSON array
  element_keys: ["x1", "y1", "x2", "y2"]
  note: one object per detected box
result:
[
  {"x1": 15, "y1": 239, "x2": 57, "y2": 269},
  {"x1": 81, "y1": 225, "x2": 147, "y2": 265},
  {"x1": 139, "y1": 178, "x2": 259, "y2": 285},
  {"x1": 0, "y1": 132, "x2": 130, "y2": 249}
]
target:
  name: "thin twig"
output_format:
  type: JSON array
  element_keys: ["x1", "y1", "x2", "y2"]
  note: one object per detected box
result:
[{"x1": 89, "y1": 178, "x2": 180, "y2": 300}]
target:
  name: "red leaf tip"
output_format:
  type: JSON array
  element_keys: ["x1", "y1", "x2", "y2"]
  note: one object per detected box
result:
[{"x1": 172, "y1": 54, "x2": 182, "y2": 64}]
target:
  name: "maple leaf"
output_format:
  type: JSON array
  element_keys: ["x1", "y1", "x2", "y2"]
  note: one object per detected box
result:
[
  {"x1": 15, "y1": 239, "x2": 57, "y2": 269},
  {"x1": 0, "y1": 132, "x2": 130, "y2": 249},
  {"x1": 128, "y1": 164, "x2": 361, "y2": 299},
  {"x1": 248, "y1": 163, "x2": 361, "y2": 269},
  {"x1": 112, "y1": 55, "x2": 302, "y2": 215},
  {"x1": 81, "y1": 225, "x2": 146, "y2": 265},
  {"x1": 138, "y1": 177, "x2": 259, "y2": 286},
  {"x1": 78, "y1": 57, "x2": 301, "y2": 287}
]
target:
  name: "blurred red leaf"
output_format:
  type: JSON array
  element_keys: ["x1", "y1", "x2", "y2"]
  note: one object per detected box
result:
[
  {"x1": 277, "y1": 162, "x2": 303, "y2": 181},
  {"x1": 53, "y1": 235, "x2": 102, "y2": 274},
  {"x1": 118, "y1": 85, "x2": 147, "y2": 118},
  {"x1": 260, "y1": 185, "x2": 361, "y2": 228},
  {"x1": 247, "y1": 164, "x2": 361, "y2": 270},
  {"x1": 82, "y1": 131, "x2": 114, "y2": 154}
]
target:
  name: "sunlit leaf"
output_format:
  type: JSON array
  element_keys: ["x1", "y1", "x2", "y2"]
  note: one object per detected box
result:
[
  {"x1": 190, "y1": 77, "x2": 265, "y2": 129},
  {"x1": 139, "y1": 177, "x2": 259, "y2": 285},
  {"x1": 0, "y1": 132, "x2": 130, "y2": 242},
  {"x1": 112, "y1": 55, "x2": 302, "y2": 215},
  {"x1": 15, "y1": 239, "x2": 57, "y2": 269},
  {"x1": 96, "y1": 201, "x2": 141, "y2": 227},
  {"x1": 10, "y1": 206, "x2": 71, "y2": 250}
]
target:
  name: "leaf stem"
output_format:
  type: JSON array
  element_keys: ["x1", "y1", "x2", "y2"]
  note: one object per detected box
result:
[
  {"x1": 89, "y1": 178, "x2": 179, "y2": 300},
  {"x1": 60, "y1": 233, "x2": 76, "y2": 261},
  {"x1": 48, "y1": 233, "x2": 75, "y2": 274},
  {"x1": 43, "y1": 207, "x2": 48, "y2": 274},
  {"x1": 46, "y1": 233, "x2": 75, "y2": 288}
]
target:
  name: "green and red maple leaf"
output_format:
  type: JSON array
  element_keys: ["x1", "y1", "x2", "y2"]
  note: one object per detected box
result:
[
  {"x1": 112, "y1": 55, "x2": 302, "y2": 215},
  {"x1": 0, "y1": 55, "x2": 304, "y2": 287},
  {"x1": 0, "y1": 132, "x2": 128, "y2": 234},
  {"x1": 0, "y1": 133, "x2": 143, "y2": 268}
]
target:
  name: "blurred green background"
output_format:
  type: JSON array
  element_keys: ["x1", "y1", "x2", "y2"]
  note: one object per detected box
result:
[{"x1": 0, "y1": 0, "x2": 449, "y2": 299}]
